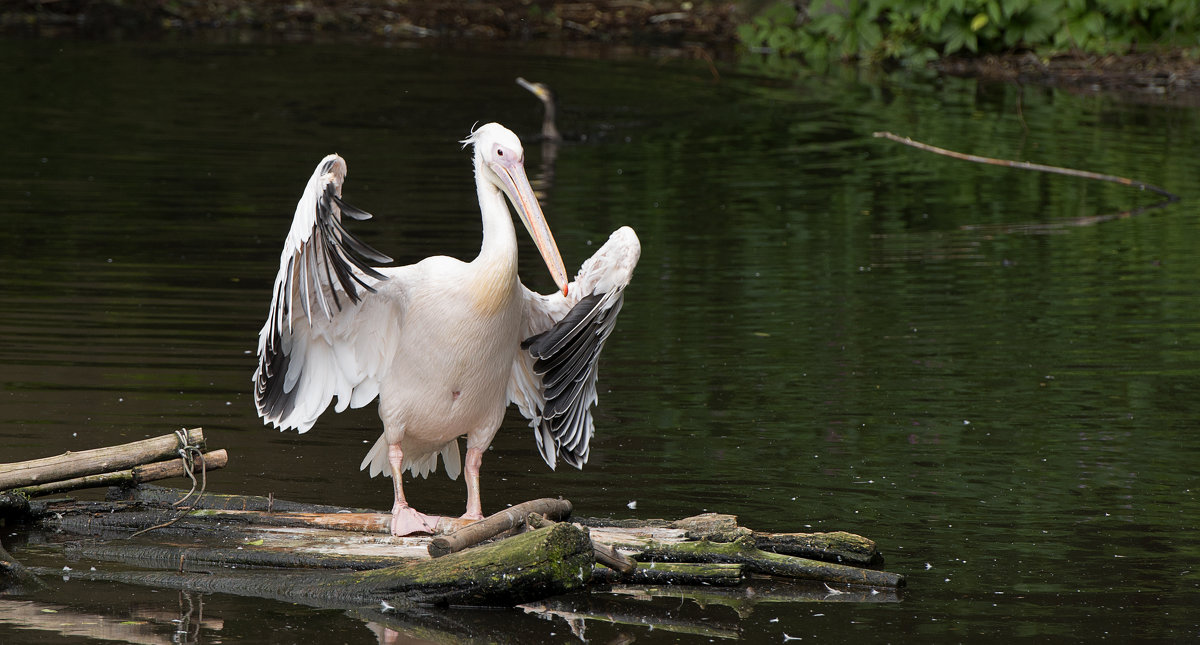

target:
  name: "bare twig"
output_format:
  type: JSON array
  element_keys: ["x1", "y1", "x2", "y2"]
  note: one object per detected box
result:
[{"x1": 872, "y1": 131, "x2": 1180, "y2": 202}]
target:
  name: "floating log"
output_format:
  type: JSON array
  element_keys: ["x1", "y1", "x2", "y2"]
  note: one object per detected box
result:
[
  {"x1": 37, "y1": 522, "x2": 594, "y2": 608},
  {"x1": 583, "y1": 513, "x2": 882, "y2": 567},
  {"x1": 427, "y1": 498, "x2": 572, "y2": 557},
  {"x1": 0, "y1": 428, "x2": 206, "y2": 491},
  {"x1": 610, "y1": 534, "x2": 905, "y2": 588},
  {"x1": 7, "y1": 449, "x2": 227, "y2": 499}
]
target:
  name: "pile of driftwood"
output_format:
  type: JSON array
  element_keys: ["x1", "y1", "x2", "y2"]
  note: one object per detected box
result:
[{"x1": 2, "y1": 430, "x2": 905, "y2": 633}]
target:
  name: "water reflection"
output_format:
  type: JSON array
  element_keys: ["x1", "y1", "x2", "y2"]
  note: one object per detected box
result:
[{"x1": 0, "y1": 592, "x2": 220, "y2": 644}]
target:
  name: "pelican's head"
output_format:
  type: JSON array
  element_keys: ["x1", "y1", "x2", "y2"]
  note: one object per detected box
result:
[{"x1": 463, "y1": 123, "x2": 568, "y2": 294}]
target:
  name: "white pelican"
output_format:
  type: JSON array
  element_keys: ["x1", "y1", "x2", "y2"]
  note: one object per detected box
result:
[{"x1": 252, "y1": 123, "x2": 639, "y2": 536}]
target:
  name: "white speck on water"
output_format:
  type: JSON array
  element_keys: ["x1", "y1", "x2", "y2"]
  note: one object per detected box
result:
[{"x1": 627, "y1": 500, "x2": 637, "y2": 509}]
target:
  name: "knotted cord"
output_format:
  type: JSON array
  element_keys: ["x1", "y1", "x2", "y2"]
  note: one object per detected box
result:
[{"x1": 129, "y1": 428, "x2": 208, "y2": 538}]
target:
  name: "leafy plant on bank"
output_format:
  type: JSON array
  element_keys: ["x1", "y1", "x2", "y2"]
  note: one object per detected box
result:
[{"x1": 738, "y1": 0, "x2": 1200, "y2": 66}]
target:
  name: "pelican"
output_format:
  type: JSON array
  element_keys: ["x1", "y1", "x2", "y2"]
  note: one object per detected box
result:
[
  {"x1": 516, "y1": 77, "x2": 561, "y2": 142},
  {"x1": 252, "y1": 123, "x2": 639, "y2": 536}
]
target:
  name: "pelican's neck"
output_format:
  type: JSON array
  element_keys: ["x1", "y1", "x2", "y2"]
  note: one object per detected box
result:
[{"x1": 473, "y1": 163, "x2": 518, "y2": 278}]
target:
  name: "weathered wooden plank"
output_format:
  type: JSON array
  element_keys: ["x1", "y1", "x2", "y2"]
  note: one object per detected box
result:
[{"x1": 0, "y1": 429, "x2": 206, "y2": 491}]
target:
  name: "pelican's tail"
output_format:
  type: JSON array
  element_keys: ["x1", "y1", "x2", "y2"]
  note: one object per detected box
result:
[{"x1": 359, "y1": 434, "x2": 462, "y2": 481}]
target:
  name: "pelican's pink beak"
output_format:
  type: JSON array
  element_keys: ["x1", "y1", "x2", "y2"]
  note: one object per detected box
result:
[{"x1": 491, "y1": 154, "x2": 570, "y2": 295}]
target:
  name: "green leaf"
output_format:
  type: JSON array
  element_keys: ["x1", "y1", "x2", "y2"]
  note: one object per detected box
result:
[{"x1": 971, "y1": 13, "x2": 989, "y2": 32}]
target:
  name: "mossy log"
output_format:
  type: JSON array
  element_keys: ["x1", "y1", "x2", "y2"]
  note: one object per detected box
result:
[
  {"x1": 0, "y1": 428, "x2": 206, "y2": 491},
  {"x1": 42, "y1": 522, "x2": 594, "y2": 608}
]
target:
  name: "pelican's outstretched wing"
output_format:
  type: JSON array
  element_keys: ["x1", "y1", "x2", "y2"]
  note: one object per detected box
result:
[
  {"x1": 253, "y1": 154, "x2": 398, "y2": 433},
  {"x1": 510, "y1": 226, "x2": 640, "y2": 469}
]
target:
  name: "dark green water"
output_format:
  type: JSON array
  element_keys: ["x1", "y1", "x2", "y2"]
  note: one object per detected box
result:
[{"x1": 2, "y1": 38, "x2": 1199, "y2": 643}]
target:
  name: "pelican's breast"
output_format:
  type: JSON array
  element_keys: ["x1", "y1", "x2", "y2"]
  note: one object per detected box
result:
[
  {"x1": 468, "y1": 252, "x2": 519, "y2": 317},
  {"x1": 378, "y1": 255, "x2": 521, "y2": 446}
]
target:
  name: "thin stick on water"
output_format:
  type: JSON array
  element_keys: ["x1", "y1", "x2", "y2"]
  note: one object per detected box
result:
[{"x1": 872, "y1": 131, "x2": 1180, "y2": 203}]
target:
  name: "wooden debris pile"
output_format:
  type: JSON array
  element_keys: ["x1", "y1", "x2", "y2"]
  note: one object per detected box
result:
[{"x1": 1, "y1": 430, "x2": 905, "y2": 617}]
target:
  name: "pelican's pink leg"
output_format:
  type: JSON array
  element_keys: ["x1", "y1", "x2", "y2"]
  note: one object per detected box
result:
[
  {"x1": 462, "y1": 446, "x2": 485, "y2": 520},
  {"x1": 387, "y1": 443, "x2": 441, "y2": 536}
]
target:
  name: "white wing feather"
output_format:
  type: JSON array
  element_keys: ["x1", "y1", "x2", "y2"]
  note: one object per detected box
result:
[
  {"x1": 510, "y1": 226, "x2": 640, "y2": 470},
  {"x1": 253, "y1": 154, "x2": 398, "y2": 433}
]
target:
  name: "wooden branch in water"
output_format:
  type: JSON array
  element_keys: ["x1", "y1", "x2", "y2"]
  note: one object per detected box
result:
[
  {"x1": 7, "y1": 450, "x2": 227, "y2": 499},
  {"x1": 609, "y1": 534, "x2": 905, "y2": 588},
  {"x1": 427, "y1": 498, "x2": 572, "y2": 557},
  {"x1": 584, "y1": 513, "x2": 882, "y2": 567},
  {"x1": 0, "y1": 428, "x2": 206, "y2": 491},
  {"x1": 873, "y1": 131, "x2": 1180, "y2": 202}
]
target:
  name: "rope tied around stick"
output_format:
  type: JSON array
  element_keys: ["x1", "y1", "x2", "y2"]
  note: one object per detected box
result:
[
  {"x1": 129, "y1": 429, "x2": 209, "y2": 538},
  {"x1": 171, "y1": 428, "x2": 208, "y2": 508}
]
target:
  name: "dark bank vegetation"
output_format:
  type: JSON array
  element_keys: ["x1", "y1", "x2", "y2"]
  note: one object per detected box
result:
[{"x1": 739, "y1": 0, "x2": 1200, "y2": 65}]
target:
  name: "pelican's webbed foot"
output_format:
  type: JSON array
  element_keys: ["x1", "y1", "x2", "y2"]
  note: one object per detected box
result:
[{"x1": 389, "y1": 503, "x2": 441, "y2": 536}]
